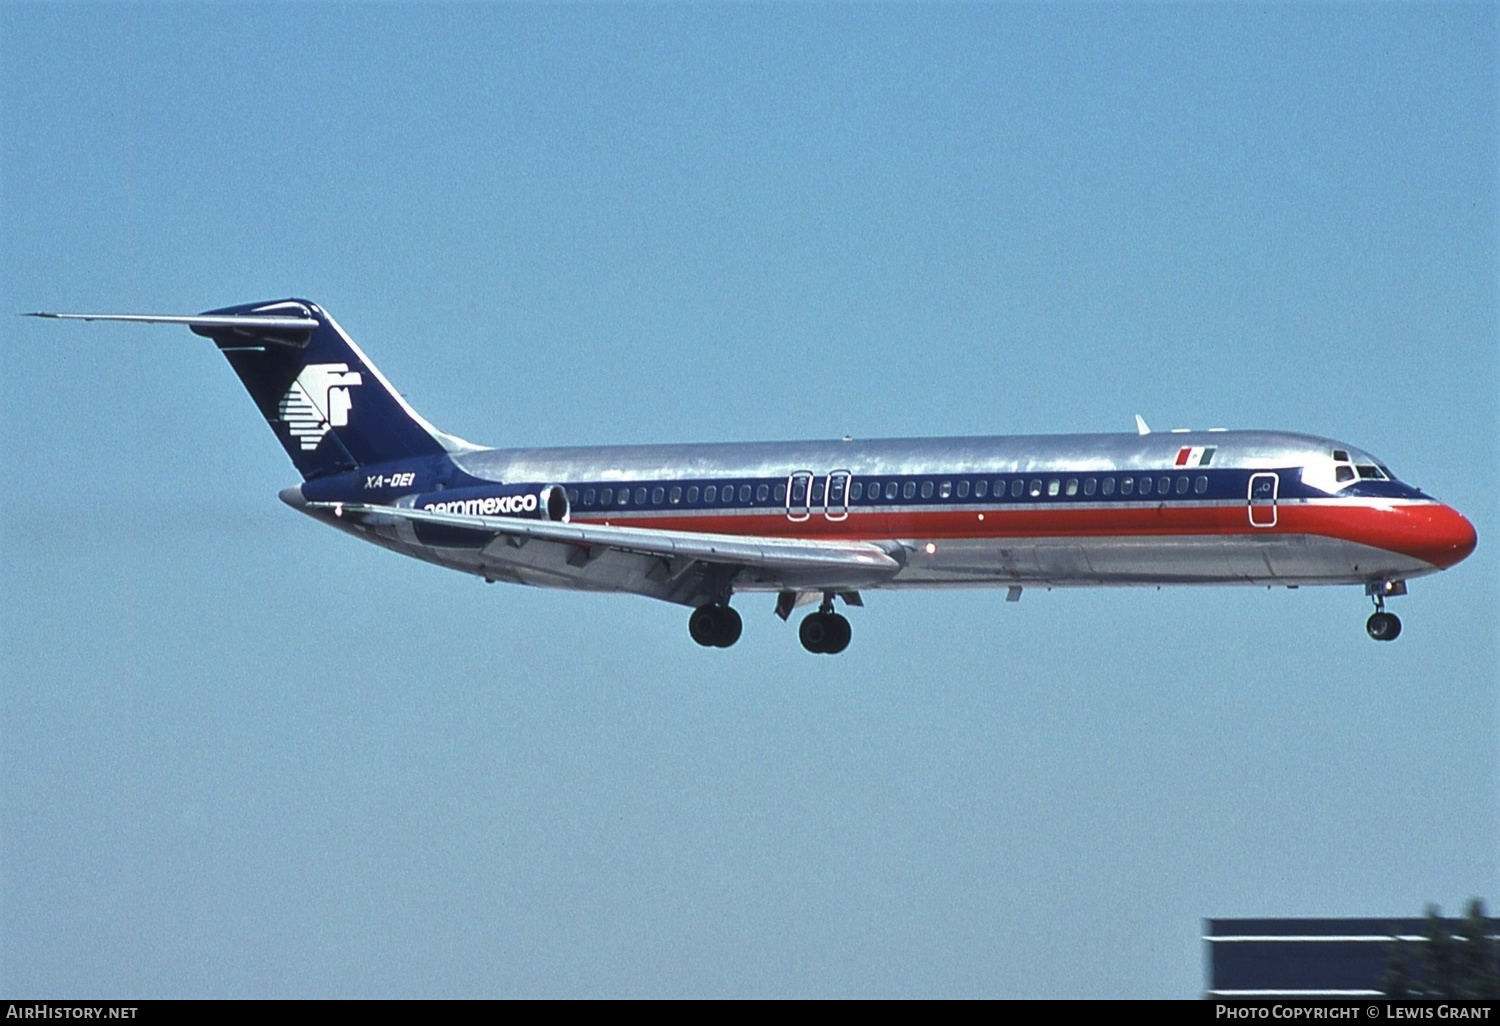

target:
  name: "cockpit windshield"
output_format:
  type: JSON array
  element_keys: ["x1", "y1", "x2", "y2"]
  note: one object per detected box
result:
[{"x1": 1304, "y1": 447, "x2": 1396, "y2": 494}]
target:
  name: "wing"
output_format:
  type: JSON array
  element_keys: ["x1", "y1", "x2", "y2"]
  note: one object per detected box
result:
[{"x1": 308, "y1": 501, "x2": 904, "y2": 606}]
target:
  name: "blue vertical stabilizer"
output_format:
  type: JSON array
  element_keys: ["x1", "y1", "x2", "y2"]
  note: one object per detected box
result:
[{"x1": 194, "y1": 299, "x2": 465, "y2": 479}]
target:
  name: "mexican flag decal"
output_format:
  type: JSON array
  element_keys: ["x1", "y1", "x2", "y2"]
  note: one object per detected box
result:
[{"x1": 1174, "y1": 446, "x2": 1216, "y2": 467}]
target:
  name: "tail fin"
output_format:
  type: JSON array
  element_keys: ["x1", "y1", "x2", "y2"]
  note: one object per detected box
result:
[{"x1": 33, "y1": 299, "x2": 475, "y2": 479}]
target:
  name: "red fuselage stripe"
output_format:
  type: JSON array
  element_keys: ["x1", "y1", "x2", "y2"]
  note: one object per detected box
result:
[{"x1": 579, "y1": 501, "x2": 1476, "y2": 570}]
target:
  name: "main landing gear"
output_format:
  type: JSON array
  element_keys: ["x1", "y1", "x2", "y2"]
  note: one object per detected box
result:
[
  {"x1": 1365, "y1": 580, "x2": 1406, "y2": 642},
  {"x1": 799, "y1": 598, "x2": 852, "y2": 655},
  {"x1": 689, "y1": 602, "x2": 743, "y2": 648},
  {"x1": 691, "y1": 593, "x2": 856, "y2": 654}
]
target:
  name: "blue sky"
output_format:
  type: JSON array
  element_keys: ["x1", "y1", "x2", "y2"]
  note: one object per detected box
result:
[{"x1": 1, "y1": 2, "x2": 1494, "y2": 998}]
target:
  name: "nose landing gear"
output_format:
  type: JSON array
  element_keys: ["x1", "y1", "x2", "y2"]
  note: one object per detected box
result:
[{"x1": 1364, "y1": 580, "x2": 1406, "y2": 642}]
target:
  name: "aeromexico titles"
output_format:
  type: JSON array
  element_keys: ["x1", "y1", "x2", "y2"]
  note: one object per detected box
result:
[{"x1": 32, "y1": 299, "x2": 1476, "y2": 654}]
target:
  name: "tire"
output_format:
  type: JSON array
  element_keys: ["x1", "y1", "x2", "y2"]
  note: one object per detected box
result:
[
  {"x1": 1366, "y1": 611, "x2": 1402, "y2": 642},
  {"x1": 689, "y1": 604, "x2": 722, "y2": 647},
  {"x1": 715, "y1": 605, "x2": 743, "y2": 648},
  {"x1": 799, "y1": 613, "x2": 829, "y2": 653},
  {"x1": 824, "y1": 614, "x2": 851, "y2": 654}
]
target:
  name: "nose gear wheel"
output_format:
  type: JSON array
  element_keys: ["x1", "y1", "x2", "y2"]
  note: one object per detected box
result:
[{"x1": 1366, "y1": 611, "x2": 1401, "y2": 641}]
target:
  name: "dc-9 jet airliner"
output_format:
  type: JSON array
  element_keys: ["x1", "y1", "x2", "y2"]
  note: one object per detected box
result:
[{"x1": 32, "y1": 299, "x2": 1476, "y2": 654}]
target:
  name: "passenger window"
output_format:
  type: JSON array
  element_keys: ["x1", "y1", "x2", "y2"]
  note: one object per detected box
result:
[
  {"x1": 1011, "y1": 479, "x2": 1025, "y2": 499},
  {"x1": 669, "y1": 486, "x2": 682, "y2": 504},
  {"x1": 738, "y1": 484, "x2": 752, "y2": 503},
  {"x1": 921, "y1": 481, "x2": 934, "y2": 500},
  {"x1": 1158, "y1": 476, "x2": 1171, "y2": 494},
  {"x1": 601, "y1": 487, "x2": 614, "y2": 505},
  {"x1": 1083, "y1": 478, "x2": 1096, "y2": 496},
  {"x1": 792, "y1": 478, "x2": 807, "y2": 502},
  {"x1": 939, "y1": 481, "x2": 952, "y2": 499},
  {"x1": 903, "y1": 480, "x2": 917, "y2": 500},
  {"x1": 828, "y1": 478, "x2": 845, "y2": 503},
  {"x1": 1175, "y1": 476, "x2": 1189, "y2": 495},
  {"x1": 885, "y1": 481, "x2": 899, "y2": 501},
  {"x1": 975, "y1": 479, "x2": 988, "y2": 498},
  {"x1": 1194, "y1": 476, "x2": 1208, "y2": 494},
  {"x1": 1029, "y1": 479, "x2": 1043, "y2": 497},
  {"x1": 810, "y1": 480, "x2": 824, "y2": 503},
  {"x1": 774, "y1": 483, "x2": 786, "y2": 502},
  {"x1": 1139, "y1": 477, "x2": 1152, "y2": 496},
  {"x1": 567, "y1": 488, "x2": 578, "y2": 504},
  {"x1": 686, "y1": 486, "x2": 699, "y2": 503},
  {"x1": 584, "y1": 488, "x2": 596, "y2": 506},
  {"x1": 1065, "y1": 478, "x2": 1078, "y2": 497},
  {"x1": 756, "y1": 484, "x2": 769, "y2": 502},
  {"x1": 1047, "y1": 479, "x2": 1060, "y2": 497},
  {"x1": 704, "y1": 485, "x2": 716, "y2": 503},
  {"x1": 956, "y1": 480, "x2": 970, "y2": 499},
  {"x1": 850, "y1": 481, "x2": 863, "y2": 501},
  {"x1": 652, "y1": 487, "x2": 665, "y2": 505},
  {"x1": 1101, "y1": 477, "x2": 1115, "y2": 496},
  {"x1": 1121, "y1": 477, "x2": 1134, "y2": 496}
]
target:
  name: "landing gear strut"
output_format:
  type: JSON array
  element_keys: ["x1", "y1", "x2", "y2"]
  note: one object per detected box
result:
[
  {"x1": 1365, "y1": 581, "x2": 1404, "y2": 642},
  {"x1": 689, "y1": 602, "x2": 743, "y2": 648},
  {"x1": 799, "y1": 596, "x2": 852, "y2": 655}
]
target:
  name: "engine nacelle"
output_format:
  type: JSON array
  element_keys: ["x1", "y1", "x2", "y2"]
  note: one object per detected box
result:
[{"x1": 414, "y1": 483, "x2": 570, "y2": 522}]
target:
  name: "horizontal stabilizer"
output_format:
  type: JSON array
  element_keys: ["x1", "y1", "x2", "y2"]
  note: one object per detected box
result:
[
  {"x1": 309, "y1": 501, "x2": 904, "y2": 576},
  {"x1": 27, "y1": 312, "x2": 319, "y2": 331}
]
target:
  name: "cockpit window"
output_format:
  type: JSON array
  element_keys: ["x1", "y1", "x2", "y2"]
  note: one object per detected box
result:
[
  {"x1": 1332, "y1": 449, "x2": 1349, "y2": 462},
  {"x1": 1356, "y1": 465, "x2": 1388, "y2": 480},
  {"x1": 1336, "y1": 466, "x2": 1355, "y2": 483}
]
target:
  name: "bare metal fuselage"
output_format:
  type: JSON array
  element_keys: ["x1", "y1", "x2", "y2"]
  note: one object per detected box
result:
[{"x1": 303, "y1": 429, "x2": 1472, "y2": 601}]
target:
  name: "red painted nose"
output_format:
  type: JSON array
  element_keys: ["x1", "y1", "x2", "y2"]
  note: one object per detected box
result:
[{"x1": 1410, "y1": 503, "x2": 1478, "y2": 569}]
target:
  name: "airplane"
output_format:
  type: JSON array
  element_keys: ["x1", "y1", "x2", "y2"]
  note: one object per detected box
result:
[{"x1": 30, "y1": 298, "x2": 1476, "y2": 654}]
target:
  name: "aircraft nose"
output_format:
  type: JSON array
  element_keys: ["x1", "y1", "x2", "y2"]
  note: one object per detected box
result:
[{"x1": 1412, "y1": 503, "x2": 1477, "y2": 569}]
